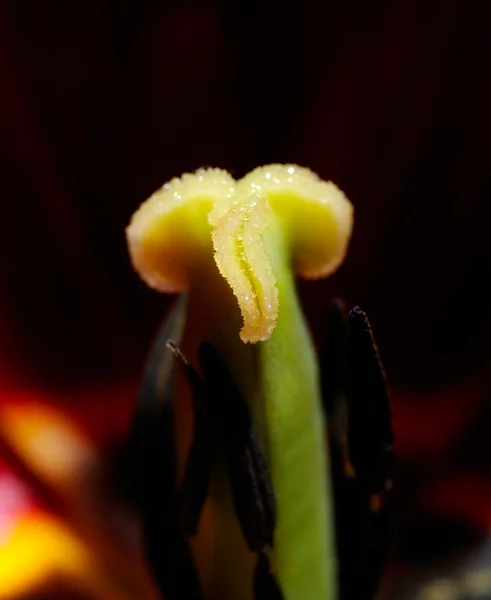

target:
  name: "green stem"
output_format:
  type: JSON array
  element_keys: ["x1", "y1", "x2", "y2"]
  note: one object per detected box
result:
[{"x1": 257, "y1": 218, "x2": 337, "y2": 600}]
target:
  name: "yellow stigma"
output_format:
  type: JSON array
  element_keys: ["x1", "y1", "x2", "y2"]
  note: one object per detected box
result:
[
  {"x1": 210, "y1": 193, "x2": 279, "y2": 343},
  {"x1": 126, "y1": 165, "x2": 353, "y2": 343},
  {"x1": 238, "y1": 164, "x2": 353, "y2": 280}
]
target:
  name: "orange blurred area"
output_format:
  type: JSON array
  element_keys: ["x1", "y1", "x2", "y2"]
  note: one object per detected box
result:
[
  {"x1": 0, "y1": 394, "x2": 159, "y2": 600},
  {"x1": 0, "y1": 460, "x2": 94, "y2": 599}
]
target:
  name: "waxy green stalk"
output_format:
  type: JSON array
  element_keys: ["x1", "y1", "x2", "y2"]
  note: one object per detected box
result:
[{"x1": 259, "y1": 219, "x2": 336, "y2": 599}]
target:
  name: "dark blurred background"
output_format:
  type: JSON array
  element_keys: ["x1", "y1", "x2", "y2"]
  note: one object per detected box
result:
[{"x1": 1, "y1": 0, "x2": 491, "y2": 596}]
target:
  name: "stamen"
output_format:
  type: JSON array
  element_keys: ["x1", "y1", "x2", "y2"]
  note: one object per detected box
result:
[
  {"x1": 199, "y1": 343, "x2": 277, "y2": 552},
  {"x1": 254, "y1": 552, "x2": 284, "y2": 600},
  {"x1": 165, "y1": 341, "x2": 213, "y2": 537}
]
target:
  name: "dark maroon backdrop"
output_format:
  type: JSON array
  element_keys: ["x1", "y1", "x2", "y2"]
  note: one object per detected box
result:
[{"x1": 1, "y1": 0, "x2": 491, "y2": 554}]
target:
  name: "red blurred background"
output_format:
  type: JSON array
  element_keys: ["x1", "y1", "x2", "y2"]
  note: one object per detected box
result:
[{"x1": 1, "y1": 0, "x2": 491, "y2": 590}]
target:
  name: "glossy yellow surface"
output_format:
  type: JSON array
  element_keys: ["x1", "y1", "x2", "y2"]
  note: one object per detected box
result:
[{"x1": 0, "y1": 514, "x2": 89, "y2": 598}]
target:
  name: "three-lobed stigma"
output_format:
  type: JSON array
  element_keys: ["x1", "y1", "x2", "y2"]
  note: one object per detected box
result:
[{"x1": 126, "y1": 164, "x2": 353, "y2": 343}]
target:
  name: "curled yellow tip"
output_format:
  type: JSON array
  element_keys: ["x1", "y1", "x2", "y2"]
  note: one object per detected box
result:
[
  {"x1": 126, "y1": 168, "x2": 235, "y2": 292},
  {"x1": 210, "y1": 194, "x2": 278, "y2": 343}
]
